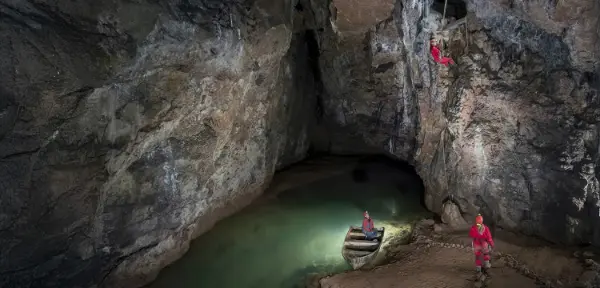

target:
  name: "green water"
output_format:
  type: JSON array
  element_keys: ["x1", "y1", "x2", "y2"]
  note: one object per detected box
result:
[{"x1": 148, "y1": 162, "x2": 430, "y2": 288}]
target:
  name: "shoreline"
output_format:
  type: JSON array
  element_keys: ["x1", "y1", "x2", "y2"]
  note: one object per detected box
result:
[{"x1": 316, "y1": 219, "x2": 600, "y2": 288}]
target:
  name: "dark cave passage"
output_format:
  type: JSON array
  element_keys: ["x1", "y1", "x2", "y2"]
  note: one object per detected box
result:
[
  {"x1": 432, "y1": 0, "x2": 467, "y2": 19},
  {"x1": 148, "y1": 154, "x2": 430, "y2": 288},
  {"x1": 304, "y1": 28, "x2": 326, "y2": 127},
  {"x1": 350, "y1": 154, "x2": 426, "y2": 207}
]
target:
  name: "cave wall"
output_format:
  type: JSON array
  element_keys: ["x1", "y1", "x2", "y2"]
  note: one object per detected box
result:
[
  {"x1": 309, "y1": 0, "x2": 600, "y2": 246},
  {"x1": 302, "y1": 0, "x2": 420, "y2": 159},
  {"x1": 419, "y1": 18, "x2": 600, "y2": 244},
  {"x1": 0, "y1": 1, "x2": 316, "y2": 287},
  {"x1": 417, "y1": 0, "x2": 600, "y2": 245}
]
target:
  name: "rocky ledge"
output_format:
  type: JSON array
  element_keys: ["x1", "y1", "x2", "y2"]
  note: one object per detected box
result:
[{"x1": 321, "y1": 219, "x2": 599, "y2": 288}]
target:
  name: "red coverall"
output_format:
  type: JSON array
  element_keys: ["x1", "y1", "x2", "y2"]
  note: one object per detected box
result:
[
  {"x1": 469, "y1": 224, "x2": 494, "y2": 269},
  {"x1": 430, "y1": 44, "x2": 455, "y2": 66},
  {"x1": 362, "y1": 216, "x2": 377, "y2": 240}
]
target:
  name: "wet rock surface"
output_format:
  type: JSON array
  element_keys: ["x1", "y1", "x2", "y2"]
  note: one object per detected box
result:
[{"x1": 2, "y1": 0, "x2": 600, "y2": 287}]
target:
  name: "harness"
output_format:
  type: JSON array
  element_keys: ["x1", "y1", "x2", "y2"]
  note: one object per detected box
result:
[{"x1": 474, "y1": 226, "x2": 487, "y2": 245}]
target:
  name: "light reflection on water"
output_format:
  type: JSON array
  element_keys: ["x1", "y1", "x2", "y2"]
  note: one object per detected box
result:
[{"x1": 148, "y1": 163, "x2": 430, "y2": 288}]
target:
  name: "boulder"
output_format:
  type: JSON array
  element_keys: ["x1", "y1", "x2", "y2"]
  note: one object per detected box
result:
[{"x1": 441, "y1": 201, "x2": 468, "y2": 228}]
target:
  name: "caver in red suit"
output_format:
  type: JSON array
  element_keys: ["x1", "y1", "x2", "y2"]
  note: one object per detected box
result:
[
  {"x1": 469, "y1": 214, "x2": 495, "y2": 272},
  {"x1": 430, "y1": 40, "x2": 455, "y2": 66}
]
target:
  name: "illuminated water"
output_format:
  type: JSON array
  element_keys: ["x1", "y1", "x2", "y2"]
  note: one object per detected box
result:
[{"x1": 148, "y1": 161, "x2": 430, "y2": 288}]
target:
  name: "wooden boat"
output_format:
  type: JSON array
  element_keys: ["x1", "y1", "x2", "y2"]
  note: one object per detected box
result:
[{"x1": 341, "y1": 226, "x2": 385, "y2": 270}]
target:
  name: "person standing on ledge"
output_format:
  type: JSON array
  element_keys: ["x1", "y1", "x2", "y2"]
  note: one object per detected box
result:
[
  {"x1": 469, "y1": 214, "x2": 495, "y2": 275},
  {"x1": 362, "y1": 211, "x2": 378, "y2": 242},
  {"x1": 430, "y1": 38, "x2": 455, "y2": 66}
]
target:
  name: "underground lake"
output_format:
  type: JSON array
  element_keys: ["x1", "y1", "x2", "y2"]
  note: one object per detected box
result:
[{"x1": 147, "y1": 156, "x2": 431, "y2": 288}]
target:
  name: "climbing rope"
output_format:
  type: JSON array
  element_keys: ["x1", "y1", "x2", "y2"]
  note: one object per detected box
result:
[
  {"x1": 437, "y1": 0, "x2": 471, "y2": 58},
  {"x1": 442, "y1": 0, "x2": 448, "y2": 28},
  {"x1": 465, "y1": 16, "x2": 469, "y2": 53},
  {"x1": 441, "y1": 128, "x2": 447, "y2": 193},
  {"x1": 439, "y1": 0, "x2": 449, "y2": 56}
]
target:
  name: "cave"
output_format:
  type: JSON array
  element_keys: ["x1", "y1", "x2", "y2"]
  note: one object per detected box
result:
[
  {"x1": 2, "y1": 0, "x2": 600, "y2": 287},
  {"x1": 432, "y1": 0, "x2": 467, "y2": 19},
  {"x1": 149, "y1": 154, "x2": 428, "y2": 288}
]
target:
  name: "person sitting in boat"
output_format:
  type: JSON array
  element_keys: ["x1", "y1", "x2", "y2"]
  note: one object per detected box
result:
[{"x1": 362, "y1": 211, "x2": 378, "y2": 241}]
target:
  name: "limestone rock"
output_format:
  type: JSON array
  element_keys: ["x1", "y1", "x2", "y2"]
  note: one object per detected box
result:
[
  {"x1": 0, "y1": 1, "x2": 315, "y2": 287},
  {"x1": 576, "y1": 270, "x2": 600, "y2": 288},
  {"x1": 421, "y1": 219, "x2": 436, "y2": 227},
  {"x1": 441, "y1": 201, "x2": 468, "y2": 228},
  {"x1": 467, "y1": 0, "x2": 600, "y2": 71},
  {"x1": 330, "y1": 0, "x2": 395, "y2": 35},
  {"x1": 312, "y1": 0, "x2": 600, "y2": 248},
  {"x1": 433, "y1": 224, "x2": 444, "y2": 233},
  {"x1": 310, "y1": 0, "x2": 420, "y2": 160}
]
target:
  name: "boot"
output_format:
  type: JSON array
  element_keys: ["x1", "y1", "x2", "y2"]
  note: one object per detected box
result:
[
  {"x1": 483, "y1": 261, "x2": 492, "y2": 278},
  {"x1": 473, "y1": 267, "x2": 483, "y2": 281}
]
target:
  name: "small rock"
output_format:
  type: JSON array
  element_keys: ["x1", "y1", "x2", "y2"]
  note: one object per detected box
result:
[
  {"x1": 433, "y1": 224, "x2": 443, "y2": 233},
  {"x1": 441, "y1": 201, "x2": 468, "y2": 228},
  {"x1": 494, "y1": 258, "x2": 506, "y2": 268},
  {"x1": 577, "y1": 270, "x2": 598, "y2": 287},
  {"x1": 584, "y1": 258, "x2": 596, "y2": 267},
  {"x1": 421, "y1": 219, "x2": 435, "y2": 226},
  {"x1": 583, "y1": 251, "x2": 595, "y2": 258}
]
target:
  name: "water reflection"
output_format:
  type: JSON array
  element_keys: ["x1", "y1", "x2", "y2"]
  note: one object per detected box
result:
[{"x1": 148, "y1": 162, "x2": 429, "y2": 288}]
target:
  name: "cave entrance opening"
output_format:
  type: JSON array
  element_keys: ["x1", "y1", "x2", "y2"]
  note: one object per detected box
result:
[
  {"x1": 148, "y1": 155, "x2": 430, "y2": 288},
  {"x1": 350, "y1": 154, "x2": 426, "y2": 207},
  {"x1": 432, "y1": 0, "x2": 467, "y2": 20}
]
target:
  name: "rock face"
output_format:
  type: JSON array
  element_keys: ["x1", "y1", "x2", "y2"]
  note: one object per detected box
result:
[
  {"x1": 418, "y1": 0, "x2": 600, "y2": 246},
  {"x1": 307, "y1": 0, "x2": 420, "y2": 159},
  {"x1": 2, "y1": 0, "x2": 600, "y2": 287},
  {"x1": 307, "y1": 0, "x2": 600, "y2": 247},
  {"x1": 441, "y1": 201, "x2": 468, "y2": 228},
  {"x1": 0, "y1": 1, "x2": 317, "y2": 287}
]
